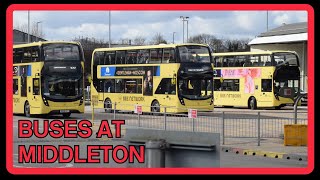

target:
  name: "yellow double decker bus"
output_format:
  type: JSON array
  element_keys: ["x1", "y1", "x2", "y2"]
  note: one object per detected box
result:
[
  {"x1": 212, "y1": 51, "x2": 301, "y2": 109},
  {"x1": 91, "y1": 43, "x2": 214, "y2": 113},
  {"x1": 13, "y1": 41, "x2": 85, "y2": 117}
]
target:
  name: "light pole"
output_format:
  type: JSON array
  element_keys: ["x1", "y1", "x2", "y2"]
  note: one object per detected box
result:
[
  {"x1": 180, "y1": 16, "x2": 189, "y2": 43},
  {"x1": 108, "y1": 11, "x2": 111, "y2": 48},
  {"x1": 36, "y1": 21, "x2": 42, "y2": 41},
  {"x1": 173, "y1": 32, "x2": 176, "y2": 44},
  {"x1": 186, "y1": 18, "x2": 189, "y2": 43},
  {"x1": 28, "y1": 11, "x2": 30, "y2": 43},
  {"x1": 266, "y1": 11, "x2": 269, "y2": 32}
]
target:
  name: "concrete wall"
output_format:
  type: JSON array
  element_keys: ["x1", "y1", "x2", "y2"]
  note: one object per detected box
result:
[{"x1": 250, "y1": 42, "x2": 308, "y2": 92}]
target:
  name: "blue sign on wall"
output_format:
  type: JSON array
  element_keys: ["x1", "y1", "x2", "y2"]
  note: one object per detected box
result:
[{"x1": 101, "y1": 67, "x2": 116, "y2": 76}]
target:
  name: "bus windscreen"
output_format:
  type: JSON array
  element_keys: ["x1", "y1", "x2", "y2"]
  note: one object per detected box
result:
[
  {"x1": 178, "y1": 46, "x2": 211, "y2": 63},
  {"x1": 43, "y1": 44, "x2": 81, "y2": 61}
]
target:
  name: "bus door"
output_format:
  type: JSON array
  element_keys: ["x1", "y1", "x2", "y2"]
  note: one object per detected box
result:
[
  {"x1": 31, "y1": 78, "x2": 41, "y2": 104},
  {"x1": 13, "y1": 77, "x2": 20, "y2": 112},
  {"x1": 260, "y1": 79, "x2": 273, "y2": 102},
  {"x1": 98, "y1": 80, "x2": 104, "y2": 102}
]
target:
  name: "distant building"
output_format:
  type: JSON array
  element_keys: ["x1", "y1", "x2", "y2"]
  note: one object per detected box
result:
[
  {"x1": 13, "y1": 29, "x2": 46, "y2": 45},
  {"x1": 248, "y1": 22, "x2": 308, "y2": 92}
]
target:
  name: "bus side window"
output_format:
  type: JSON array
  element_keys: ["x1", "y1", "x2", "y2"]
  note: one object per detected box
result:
[
  {"x1": 22, "y1": 47, "x2": 32, "y2": 63},
  {"x1": 13, "y1": 79, "x2": 19, "y2": 95},
  {"x1": 31, "y1": 46, "x2": 40, "y2": 62},
  {"x1": 126, "y1": 50, "x2": 137, "y2": 64},
  {"x1": 215, "y1": 57, "x2": 222, "y2": 67},
  {"x1": 261, "y1": 79, "x2": 272, "y2": 92},
  {"x1": 222, "y1": 57, "x2": 228, "y2": 67},
  {"x1": 105, "y1": 52, "x2": 116, "y2": 65},
  {"x1": 115, "y1": 79, "x2": 124, "y2": 93},
  {"x1": 163, "y1": 48, "x2": 175, "y2": 63},
  {"x1": 150, "y1": 49, "x2": 162, "y2": 64},
  {"x1": 214, "y1": 79, "x2": 221, "y2": 91},
  {"x1": 33, "y1": 78, "x2": 40, "y2": 95},
  {"x1": 155, "y1": 78, "x2": 176, "y2": 94},
  {"x1": 116, "y1": 51, "x2": 126, "y2": 64},
  {"x1": 104, "y1": 79, "x2": 115, "y2": 93},
  {"x1": 264, "y1": 61, "x2": 271, "y2": 66}
]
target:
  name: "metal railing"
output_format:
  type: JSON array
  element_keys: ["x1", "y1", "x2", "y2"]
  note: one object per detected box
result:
[{"x1": 91, "y1": 102, "x2": 308, "y2": 146}]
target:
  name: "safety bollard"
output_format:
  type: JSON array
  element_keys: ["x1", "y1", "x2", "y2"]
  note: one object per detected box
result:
[{"x1": 145, "y1": 139, "x2": 166, "y2": 168}]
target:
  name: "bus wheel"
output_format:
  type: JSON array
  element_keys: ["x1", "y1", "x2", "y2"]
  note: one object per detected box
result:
[
  {"x1": 249, "y1": 97, "x2": 257, "y2": 110},
  {"x1": 151, "y1": 100, "x2": 160, "y2": 115},
  {"x1": 24, "y1": 101, "x2": 31, "y2": 117},
  {"x1": 62, "y1": 113, "x2": 71, "y2": 118},
  {"x1": 104, "y1": 98, "x2": 112, "y2": 113}
]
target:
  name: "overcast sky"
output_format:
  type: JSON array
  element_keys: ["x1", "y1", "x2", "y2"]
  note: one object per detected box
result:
[{"x1": 13, "y1": 10, "x2": 307, "y2": 44}]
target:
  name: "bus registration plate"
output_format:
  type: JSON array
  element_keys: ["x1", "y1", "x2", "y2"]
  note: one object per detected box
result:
[{"x1": 60, "y1": 110, "x2": 70, "y2": 113}]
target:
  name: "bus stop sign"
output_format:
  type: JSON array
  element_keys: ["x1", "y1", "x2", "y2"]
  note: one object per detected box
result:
[
  {"x1": 188, "y1": 109, "x2": 197, "y2": 118},
  {"x1": 134, "y1": 105, "x2": 142, "y2": 114}
]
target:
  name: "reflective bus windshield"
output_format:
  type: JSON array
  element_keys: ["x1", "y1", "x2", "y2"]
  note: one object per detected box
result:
[
  {"x1": 178, "y1": 79, "x2": 213, "y2": 100},
  {"x1": 43, "y1": 44, "x2": 81, "y2": 61},
  {"x1": 42, "y1": 76, "x2": 83, "y2": 100},
  {"x1": 178, "y1": 46, "x2": 211, "y2": 63}
]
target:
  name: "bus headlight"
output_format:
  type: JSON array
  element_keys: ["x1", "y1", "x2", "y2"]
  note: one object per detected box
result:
[
  {"x1": 79, "y1": 96, "x2": 84, "y2": 106},
  {"x1": 210, "y1": 98, "x2": 214, "y2": 105},
  {"x1": 179, "y1": 98, "x2": 185, "y2": 105},
  {"x1": 42, "y1": 96, "x2": 49, "y2": 106}
]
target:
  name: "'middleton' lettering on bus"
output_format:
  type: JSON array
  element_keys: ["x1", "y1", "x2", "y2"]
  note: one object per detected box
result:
[{"x1": 123, "y1": 96, "x2": 145, "y2": 102}]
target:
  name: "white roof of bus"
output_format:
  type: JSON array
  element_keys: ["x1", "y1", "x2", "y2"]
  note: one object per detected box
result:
[
  {"x1": 93, "y1": 43, "x2": 209, "y2": 52},
  {"x1": 212, "y1": 50, "x2": 297, "y2": 56},
  {"x1": 13, "y1": 41, "x2": 81, "y2": 48}
]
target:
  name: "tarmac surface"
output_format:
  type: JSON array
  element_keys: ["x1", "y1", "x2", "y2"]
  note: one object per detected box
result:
[
  {"x1": 85, "y1": 103, "x2": 310, "y2": 162},
  {"x1": 89, "y1": 120, "x2": 309, "y2": 162}
]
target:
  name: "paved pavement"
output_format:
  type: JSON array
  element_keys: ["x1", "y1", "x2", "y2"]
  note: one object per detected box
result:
[
  {"x1": 220, "y1": 138, "x2": 308, "y2": 161},
  {"x1": 40, "y1": 102, "x2": 312, "y2": 162},
  {"x1": 88, "y1": 120, "x2": 309, "y2": 162}
]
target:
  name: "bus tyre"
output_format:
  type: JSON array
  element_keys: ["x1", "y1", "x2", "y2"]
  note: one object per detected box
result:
[
  {"x1": 249, "y1": 97, "x2": 257, "y2": 110},
  {"x1": 104, "y1": 98, "x2": 112, "y2": 113},
  {"x1": 275, "y1": 105, "x2": 284, "y2": 110},
  {"x1": 151, "y1": 100, "x2": 160, "y2": 116},
  {"x1": 24, "y1": 101, "x2": 31, "y2": 117},
  {"x1": 62, "y1": 113, "x2": 71, "y2": 118}
]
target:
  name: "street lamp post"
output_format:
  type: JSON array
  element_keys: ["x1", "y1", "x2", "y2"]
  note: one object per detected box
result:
[
  {"x1": 173, "y1": 32, "x2": 176, "y2": 44},
  {"x1": 28, "y1": 11, "x2": 30, "y2": 43},
  {"x1": 180, "y1": 16, "x2": 189, "y2": 43},
  {"x1": 109, "y1": 11, "x2": 111, "y2": 48},
  {"x1": 266, "y1": 11, "x2": 269, "y2": 32},
  {"x1": 36, "y1": 21, "x2": 42, "y2": 42},
  {"x1": 186, "y1": 19, "x2": 189, "y2": 43}
]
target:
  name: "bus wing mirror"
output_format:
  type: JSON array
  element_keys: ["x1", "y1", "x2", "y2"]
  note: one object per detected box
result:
[{"x1": 171, "y1": 78, "x2": 176, "y2": 85}]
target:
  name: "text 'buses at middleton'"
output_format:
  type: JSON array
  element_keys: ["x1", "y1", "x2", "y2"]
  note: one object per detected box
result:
[
  {"x1": 91, "y1": 43, "x2": 214, "y2": 113},
  {"x1": 13, "y1": 41, "x2": 85, "y2": 117},
  {"x1": 212, "y1": 51, "x2": 301, "y2": 109}
]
